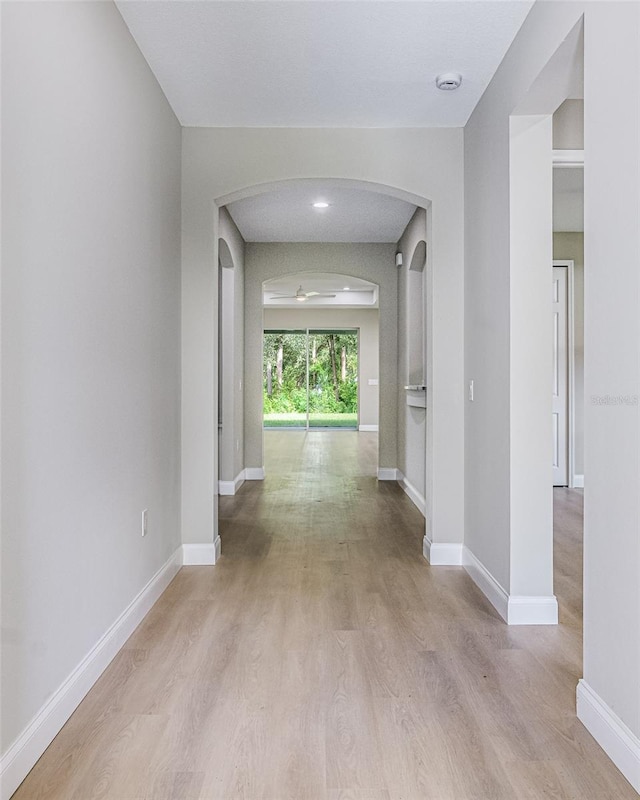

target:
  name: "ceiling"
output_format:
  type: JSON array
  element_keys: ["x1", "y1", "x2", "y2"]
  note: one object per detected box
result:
[
  {"x1": 264, "y1": 273, "x2": 378, "y2": 309},
  {"x1": 115, "y1": 1, "x2": 534, "y2": 128},
  {"x1": 227, "y1": 184, "x2": 416, "y2": 243}
]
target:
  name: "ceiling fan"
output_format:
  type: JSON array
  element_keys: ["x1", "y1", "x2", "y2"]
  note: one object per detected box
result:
[{"x1": 270, "y1": 285, "x2": 337, "y2": 302}]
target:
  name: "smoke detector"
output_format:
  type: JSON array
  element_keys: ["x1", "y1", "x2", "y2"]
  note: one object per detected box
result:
[{"x1": 436, "y1": 72, "x2": 462, "y2": 91}]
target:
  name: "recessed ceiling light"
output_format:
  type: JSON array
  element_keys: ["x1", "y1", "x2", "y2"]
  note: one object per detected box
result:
[
  {"x1": 343, "y1": 286, "x2": 350, "y2": 291},
  {"x1": 435, "y1": 72, "x2": 462, "y2": 91},
  {"x1": 313, "y1": 201, "x2": 329, "y2": 209}
]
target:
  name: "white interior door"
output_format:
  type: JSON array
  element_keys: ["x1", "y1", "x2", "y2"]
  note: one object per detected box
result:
[{"x1": 552, "y1": 266, "x2": 569, "y2": 486}]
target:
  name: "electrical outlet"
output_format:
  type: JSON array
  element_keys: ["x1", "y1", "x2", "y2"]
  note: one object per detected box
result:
[{"x1": 141, "y1": 509, "x2": 148, "y2": 537}]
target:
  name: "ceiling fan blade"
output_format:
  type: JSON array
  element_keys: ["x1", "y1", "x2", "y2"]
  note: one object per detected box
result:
[{"x1": 267, "y1": 289, "x2": 337, "y2": 300}]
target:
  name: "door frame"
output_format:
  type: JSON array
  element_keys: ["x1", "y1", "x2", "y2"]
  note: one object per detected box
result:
[{"x1": 552, "y1": 260, "x2": 576, "y2": 488}]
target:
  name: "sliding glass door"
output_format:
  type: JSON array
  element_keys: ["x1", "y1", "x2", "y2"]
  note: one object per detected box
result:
[{"x1": 263, "y1": 329, "x2": 358, "y2": 430}]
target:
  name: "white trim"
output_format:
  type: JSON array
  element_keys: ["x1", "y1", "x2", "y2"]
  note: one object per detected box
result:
[
  {"x1": 244, "y1": 466, "x2": 265, "y2": 480},
  {"x1": 358, "y1": 424, "x2": 378, "y2": 432},
  {"x1": 218, "y1": 469, "x2": 246, "y2": 496},
  {"x1": 182, "y1": 538, "x2": 220, "y2": 566},
  {"x1": 462, "y1": 546, "x2": 558, "y2": 625},
  {"x1": 573, "y1": 473, "x2": 584, "y2": 488},
  {"x1": 568, "y1": 261, "x2": 575, "y2": 489},
  {"x1": 423, "y1": 536, "x2": 463, "y2": 565},
  {"x1": 0, "y1": 547, "x2": 182, "y2": 800},
  {"x1": 553, "y1": 260, "x2": 576, "y2": 488},
  {"x1": 377, "y1": 467, "x2": 401, "y2": 481},
  {"x1": 507, "y1": 595, "x2": 558, "y2": 625},
  {"x1": 552, "y1": 149, "x2": 584, "y2": 167},
  {"x1": 462, "y1": 546, "x2": 509, "y2": 621},
  {"x1": 398, "y1": 475, "x2": 425, "y2": 516},
  {"x1": 577, "y1": 679, "x2": 640, "y2": 793}
]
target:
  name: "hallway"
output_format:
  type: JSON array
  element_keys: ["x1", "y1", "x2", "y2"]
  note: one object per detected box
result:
[{"x1": 13, "y1": 433, "x2": 634, "y2": 799}]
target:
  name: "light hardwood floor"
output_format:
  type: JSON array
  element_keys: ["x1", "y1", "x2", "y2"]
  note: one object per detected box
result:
[{"x1": 12, "y1": 432, "x2": 635, "y2": 799}]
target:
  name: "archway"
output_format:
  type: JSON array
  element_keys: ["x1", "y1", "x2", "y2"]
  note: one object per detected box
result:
[
  {"x1": 261, "y1": 271, "x2": 379, "y2": 437},
  {"x1": 181, "y1": 169, "x2": 464, "y2": 572},
  {"x1": 214, "y1": 179, "x2": 436, "y2": 559}
]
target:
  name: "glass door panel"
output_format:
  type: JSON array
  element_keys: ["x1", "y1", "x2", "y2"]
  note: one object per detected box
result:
[
  {"x1": 263, "y1": 331, "x2": 308, "y2": 428},
  {"x1": 308, "y1": 330, "x2": 358, "y2": 429}
]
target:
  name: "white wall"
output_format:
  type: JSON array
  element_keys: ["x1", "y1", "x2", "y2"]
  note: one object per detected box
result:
[
  {"x1": 582, "y1": 0, "x2": 639, "y2": 756},
  {"x1": 247, "y1": 243, "x2": 394, "y2": 470},
  {"x1": 465, "y1": 6, "x2": 582, "y2": 599},
  {"x1": 263, "y1": 308, "x2": 379, "y2": 429},
  {"x1": 396, "y1": 209, "x2": 427, "y2": 512},
  {"x1": 465, "y1": 0, "x2": 640, "y2": 786},
  {"x1": 553, "y1": 99, "x2": 584, "y2": 149},
  {"x1": 1, "y1": 0, "x2": 182, "y2": 784},
  {"x1": 509, "y1": 113, "x2": 554, "y2": 599},
  {"x1": 218, "y1": 208, "x2": 245, "y2": 483},
  {"x1": 181, "y1": 128, "x2": 465, "y2": 551}
]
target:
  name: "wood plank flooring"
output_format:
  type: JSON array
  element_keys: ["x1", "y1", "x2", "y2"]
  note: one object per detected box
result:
[{"x1": 12, "y1": 433, "x2": 636, "y2": 799}]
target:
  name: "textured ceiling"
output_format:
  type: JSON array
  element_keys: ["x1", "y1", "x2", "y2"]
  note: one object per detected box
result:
[
  {"x1": 116, "y1": 1, "x2": 534, "y2": 127},
  {"x1": 227, "y1": 184, "x2": 416, "y2": 243}
]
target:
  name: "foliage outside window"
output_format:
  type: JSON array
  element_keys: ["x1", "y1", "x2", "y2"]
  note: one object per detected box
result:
[{"x1": 263, "y1": 331, "x2": 358, "y2": 427}]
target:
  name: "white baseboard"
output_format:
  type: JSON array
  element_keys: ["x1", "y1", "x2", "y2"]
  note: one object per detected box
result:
[
  {"x1": 377, "y1": 467, "x2": 401, "y2": 481},
  {"x1": 218, "y1": 469, "x2": 246, "y2": 496},
  {"x1": 182, "y1": 537, "x2": 220, "y2": 566},
  {"x1": 577, "y1": 679, "x2": 640, "y2": 793},
  {"x1": 0, "y1": 547, "x2": 182, "y2": 800},
  {"x1": 462, "y1": 547, "x2": 557, "y2": 625},
  {"x1": 507, "y1": 595, "x2": 558, "y2": 625},
  {"x1": 398, "y1": 475, "x2": 426, "y2": 516},
  {"x1": 462, "y1": 546, "x2": 510, "y2": 620},
  {"x1": 572, "y1": 474, "x2": 584, "y2": 488},
  {"x1": 423, "y1": 536, "x2": 463, "y2": 565},
  {"x1": 358, "y1": 424, "x2": 378, "y2": 432},
  {"x1": 244, "y1": 466, "x2": 265, "y2": 480}
]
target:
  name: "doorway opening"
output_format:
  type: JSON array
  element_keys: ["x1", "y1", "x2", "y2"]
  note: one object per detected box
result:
[
  {"x1": 210, "y1": 177, "x2": 437, "y2": 562},
  {"x1": 552, "y1": 98, "x2": 584, "y2": 635},
  {"x1": 263, "y1": 328, "x2": 359, "y2": 430}
]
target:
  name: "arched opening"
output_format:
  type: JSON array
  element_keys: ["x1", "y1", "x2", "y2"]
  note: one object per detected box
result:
[
  {"x1": 218, "y1": 237, "x2": 234, "y2": 269},
  {"x1": 216, "y1": 183, "x2": 430, "y2": 500},
  {"x1": 408, "y1": 239, "x2": 427, "y2": 385},
  {"x1": 212, "y1": 179, "x2": 435, "y2": 552},
  {"x1": 262, "y1": 272, "x2": 379, "y2": 434},
  {"x1": 216, "y1": 176, "x2": 430, "y2": 210},
  {"x1": 195, "y1": 178, "x2": 450, "y2": 563}
]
